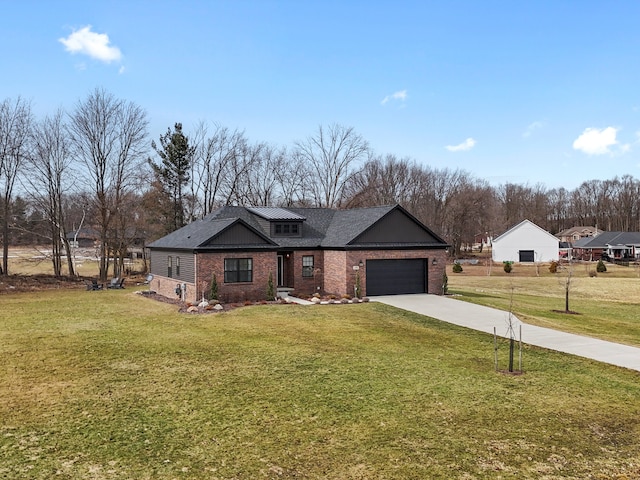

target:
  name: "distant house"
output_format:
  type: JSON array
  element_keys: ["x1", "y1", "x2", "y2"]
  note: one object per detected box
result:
[
  {"x1": 492, "y1": 220, "x2": 559, "y2": 263},
  {"x1": 147, "y1": 204, "x2": 450, "y2": 303},
  {"x1": 556, "y1": 226, "x2": 601, "y2": 243},
  {"x1": 66, "y1": 227, "x2": 99, "y2": 248},
  {"x1": 573, "y1": 232, "x2": 640, "y2": 261}
]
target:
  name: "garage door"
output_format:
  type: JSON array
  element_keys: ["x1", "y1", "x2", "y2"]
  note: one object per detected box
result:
[
  {"x1": 366, "y1": 259, "x2": 427, "y2": 296},
  {"x1": 519, "y1": 250, "x2": 535, "y2": 262}
]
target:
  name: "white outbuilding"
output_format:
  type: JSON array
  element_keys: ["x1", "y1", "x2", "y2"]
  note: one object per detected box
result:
[{"x1": 492, "y1": 219, "x2": 559, "y2": 263}]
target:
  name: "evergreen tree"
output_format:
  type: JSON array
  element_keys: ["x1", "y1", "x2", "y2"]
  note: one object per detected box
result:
[{"x1": 149, "y1": 123, "x2": 195, "y2": 234}]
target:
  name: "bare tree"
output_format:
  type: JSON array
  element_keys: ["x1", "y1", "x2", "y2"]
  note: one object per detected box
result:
[
  {"x1": 295, "y1": 124, "x2": 369, "y2": 208},
  {"x1": 0, "y1": 97, "x2": 32, "y2": 275},
  {"x1": 67, "y1": 88, "x2": 148, "y2": 281},
  {"x1": 191, "y1": 122, "x2": 245, "y2": 216},
  {"x1": 274, "y1": 149, "x2": 310, "y2": 207},
  {"x1": 240, "y1": 143, "x2": 286, "y2": 206},
  {"x1": 25, "y1": 108, "x2": 77, "y2": 276}
]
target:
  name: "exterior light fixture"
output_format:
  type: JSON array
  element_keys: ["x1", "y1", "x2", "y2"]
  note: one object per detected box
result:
[
  {"x1": 359, "y1": 260, "x2": 364, "y2": 267},
  {"x1": 432, "y1": 258, "x2": 438, "y2": 266}
]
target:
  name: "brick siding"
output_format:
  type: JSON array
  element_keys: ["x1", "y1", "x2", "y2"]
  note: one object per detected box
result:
[
  {"x1": 153, "y1": 247, "x2": 447, "y2": 303},
  {"x1": 324, "y1": 249, "x2": 448, "y2": 297},
  {"x1": 196, "y1": 251, "x2": 277, "y2": 303}
]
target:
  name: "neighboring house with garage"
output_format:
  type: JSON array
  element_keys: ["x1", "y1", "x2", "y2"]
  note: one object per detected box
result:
[
  {"x1": 147, "y1": 204, "x2": 449, "y2": 302},
  {"x1": 492, "y1": 219, "x2": 559, "y2": 263}
]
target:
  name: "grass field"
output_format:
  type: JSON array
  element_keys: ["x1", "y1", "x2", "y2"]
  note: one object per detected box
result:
[
  {"x1": 448, "y1": 261, "x2": 640, "y2": 347},
  {"x1": 5, "y1": 246, "x2": 144, "y2": 278},
  {"x1": 2, "y1": 287, "x2": 640, "y2": 479}
]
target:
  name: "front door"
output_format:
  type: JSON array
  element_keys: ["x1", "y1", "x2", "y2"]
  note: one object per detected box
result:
[
  {"x1": 277, "y1": 255, "x2": 284, "y2": 287},
  {"x1": 277, "y1": 252, "x2": 293, "y2": 287}
]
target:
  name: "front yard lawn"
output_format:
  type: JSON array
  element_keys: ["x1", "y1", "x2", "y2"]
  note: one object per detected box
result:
[{"x1": 1, "y1": 288, "x2": 639, "y2": 479}]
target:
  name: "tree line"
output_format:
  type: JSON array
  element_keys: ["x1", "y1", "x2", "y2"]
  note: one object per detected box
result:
[{"x1": 2, "y1": 88, "x2": 639, "y2": 279}]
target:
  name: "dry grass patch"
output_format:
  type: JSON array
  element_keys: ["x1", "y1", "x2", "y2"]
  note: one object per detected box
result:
[{"x1": 449, "y1": 262, "x2": 640, "y2": 346}]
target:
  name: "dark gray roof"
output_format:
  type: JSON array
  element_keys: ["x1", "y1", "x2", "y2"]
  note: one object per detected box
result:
[
  {"x1": 148, "y1": 218, "x2": 238, "y2": 249},
  {"x1": 577, "y1": 232, "x2": 640, "y2": 248},
  {"x1": 149, "y1": 204, "x2": 448, "y2": 251},
  {"x1": 322, "y1": 205, "x2": 395, "y2": 247},
  {"x1": 246, "y1": 206, "x2": 306, "y2": 221}
]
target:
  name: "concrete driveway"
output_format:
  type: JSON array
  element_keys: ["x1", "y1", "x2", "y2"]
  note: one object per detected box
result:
[{"x1": 372, "y1": 294, "x2": 640, "y2": 373}]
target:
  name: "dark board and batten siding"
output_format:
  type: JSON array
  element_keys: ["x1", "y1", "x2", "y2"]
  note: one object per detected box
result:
[
  {"x1": 353, "y1": 209, "x2": 439, "y2": 244},
  {"x1": 205, "y1": 222, "x2": 270, "y2": 246},
  {"x1": 149, "y1": 249, "x2": 195, "y2": 283}
]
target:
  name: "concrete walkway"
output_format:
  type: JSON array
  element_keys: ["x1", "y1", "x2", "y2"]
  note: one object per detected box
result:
[{"x1": 372, "y1": 294, "x2": 640, "y2": 373}]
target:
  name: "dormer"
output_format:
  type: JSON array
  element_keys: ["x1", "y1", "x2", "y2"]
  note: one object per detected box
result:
[{"x1": 247, "y1": 207, "x2": 305, "y2": 238}]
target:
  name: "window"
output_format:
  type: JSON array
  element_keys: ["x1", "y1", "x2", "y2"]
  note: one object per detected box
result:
[
  {"x1": 302, "y1": 255, "x2": 314, "y2": 277},
  {"x1": 167, "y1": 256, "x2": 172, "y2": 278},
  {"x1": 224, "y1": 258, "x2": 253, "y2": 283},
  {"x1": 273, "y1": 222, "x2": 301, "y2": 237},
  {"x1": 176, "y1": 256, "x2": 180, "y2": 276}
]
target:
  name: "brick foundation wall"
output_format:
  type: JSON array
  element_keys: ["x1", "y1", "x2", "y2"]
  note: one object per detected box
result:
[{"x1": 152, "y1": 276, "x2": 197, "y2": 302}]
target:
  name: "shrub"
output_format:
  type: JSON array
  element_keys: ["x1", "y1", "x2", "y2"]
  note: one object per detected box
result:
[
  {"x1": 549, "y1": 261, "x2": 558, "y2": 273},
  {"x1": 210, "y1": 274, "x2": 218, "y2": 300},
  {"x1": 503, "y1": 261, "x2": 513, "y2": 273},
  {"x1": 596, "y1": 259, "x2": 607, "y2": 273},
  {"x1": 452, "y1": 263, "x2": 463, "y2": 273},
  {"x1": 266, "y1": 272, "x2": 275, "y2": 301}
]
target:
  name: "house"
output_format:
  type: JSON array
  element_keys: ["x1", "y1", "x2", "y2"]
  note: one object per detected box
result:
[
  {"x1": 147, "y1": 204, "x2": 450, "y2": 302},
  {"x1": 492, "y1": 220, "x2": 559, "y2": 263},
  {"x1": 66, "y1": 227, "x2": 100, "y2": 248},
  {"x1": 556, "y1": 226, "x2": 601, "y2": 243},
  {"x1": 572, "y1": 232, "x2": 640, "y2": 261}
]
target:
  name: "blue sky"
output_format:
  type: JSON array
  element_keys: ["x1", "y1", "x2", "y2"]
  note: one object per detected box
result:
[{"x1": 3, "y1": 0, "x2": 640, "y2": 190}]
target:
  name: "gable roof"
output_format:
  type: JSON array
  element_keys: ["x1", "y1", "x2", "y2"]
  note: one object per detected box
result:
[
  {"x1": 148, "y1": 204, "x2": 449, "y2": 251},
  {"x1": 493, "y1": 219, "x2": 559, "y2": 244},
  {"x1": 556, "y1": 226, "x2": 600, "y2": 237},
  {"x1": 148, "y1": 217, "x2": 275, "y2": 249}
]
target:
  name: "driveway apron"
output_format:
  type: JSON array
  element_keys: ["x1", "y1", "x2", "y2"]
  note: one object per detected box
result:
[{"x1": 372, "y1": 294, "x2": 640, "y2": 372}]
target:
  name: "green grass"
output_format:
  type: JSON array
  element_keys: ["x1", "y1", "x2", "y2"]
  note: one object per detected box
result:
[
  {"x1": 2, "y1": 288, "x2": 640, "y2": 479},
  {"x1": 448, "y1": 266, "x2": 640, "y2": 347}
]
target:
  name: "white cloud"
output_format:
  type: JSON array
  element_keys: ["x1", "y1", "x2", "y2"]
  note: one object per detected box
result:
[
  {"x1": 381, "y1": 90, "x2": 407, "y2": 106},
  {"x1": 59, "y1": 25, "x2": 122, "y2": 63},
  {"x1": 572, "y1": 127, "x2": 619, "y2": 155},
  {"x1": 445, "y1": 137, "x2": 476, "y2": 152},
  {"x1": 523, "y1": 121, "x2": 544, "y2": 138}
]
